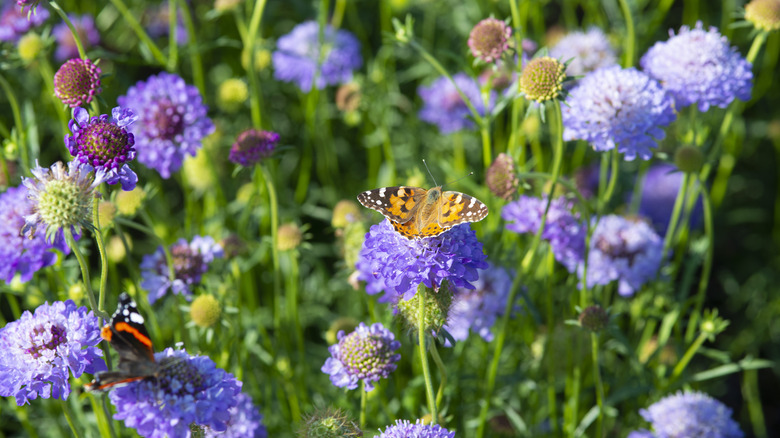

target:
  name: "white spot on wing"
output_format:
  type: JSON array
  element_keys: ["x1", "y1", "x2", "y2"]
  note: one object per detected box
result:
[
  {"x1": 379, "y1": 187, "x2": 386, "y2": 197},
  {"x1": 468, "y1": 197, "x2": 476, "y2": 208},
  {"x1": 375, "y1": 200, "x2": 382, "y2": 205},
  {"x1": 129, "y1": 313, "x2": 145, "y2": 324}
]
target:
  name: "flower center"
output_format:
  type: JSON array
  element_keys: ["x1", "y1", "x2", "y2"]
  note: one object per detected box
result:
[
  {"x1": 76, "y1": 120, "x2": 134, "y2": 170},
  {"x1": 148, "y1": 99, "x2": 185, "y2": 141},
  {"x1": 25, "y1": 324, "x2": 67, "y2": 358},
  {"x1": 38, "y1": 179, "x2": 84, "y2": 229},
  {"x1": 338, "y1": 333, "x2": 393, "y2": 378},
  {"x1": 596, "y1": 236, "x2": 640, "y2": 266},
  {"x1": 156, "y1": 243, "x2": 207, "y2": 282},
  {"x1": 156, "y1": 356, "x2": 205, "y2": 396}
]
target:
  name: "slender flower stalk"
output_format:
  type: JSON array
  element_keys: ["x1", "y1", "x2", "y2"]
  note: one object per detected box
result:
[{"x1": 418, "y1": 287, "x2": 438, "y2": 425}]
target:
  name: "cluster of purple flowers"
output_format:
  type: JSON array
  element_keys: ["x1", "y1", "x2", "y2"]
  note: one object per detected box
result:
[
  {"x1": 445, "y1": 265, "x2": 515, "y2": 343},
  {"x1": 549, "y1": 27, "x2": 617, "y2": 77},
  {"x1": 0, "y1": 2, "x2": 48, "y2": 42},
  {"x1": 321, "y1": 322, "x2": 401, "y2": 391},
  {"x1": 628, "y1": 391, "x2": 743, "y2": 438}
]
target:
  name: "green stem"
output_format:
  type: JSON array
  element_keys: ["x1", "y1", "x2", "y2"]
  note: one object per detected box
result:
[
  {"x1": 331, "y1": 0, "x2": 346, "y2": 29},
  {"x1": 49, "y1": 2, "x2": 87, "y2": 60},
  {"x1": 661, "y1": 173, "x2": 690, "y2": 264},
  {"x1": 591, "y1": 333, "x2": 605, "y2": 438},
  {"x1": 617, "y1": 0, "x2": 636, "y2": 67},
  {"x1": 65, "y1": 229, "x2": 108, "y2": 319},
  {"x1": 429, "y1": 342, "x2": 447, "y2": 407},
  {"x1": 92, "y1": 197, "x2": 109, "y2": 324},
  {"x1": 669, "y1": 331, "x2": 708, "y2": 384},
  {"x1": 108, "y1": 0, "x2": 168, "y2": 67},
  {"x1": 0, "y1": 73, "x2": 28, "y2": 173},
  {"x1": 259, "y1": 165, "x2": 281, "y2": 330},
  {"x1": 481, "y1": 118, "x2": 492, "y2": 171},
  {"x1": 418, "y1": 288, "x2": 438, "y2": 424},
  {"x1": 598, "y1": 149, "x2": 619, "y2": 213},
  {"x1": 244, "y1": 0, "x2": 268, "y2": 127},
  {"x1": 360, "y1": 380, "x2": 367, "y2": 429},
  {"x1": 179, "y1": 0, "x2": 205, "y2": 93},
  {"x1": 60, "y1": 399, "x2": 82, "y2": 438},
  {"x1": 167, "y1": 0, "x2": 179, "y2": 71},
  {"x1": 743, "y1": 369, "x2": 768, "y2": 438}
]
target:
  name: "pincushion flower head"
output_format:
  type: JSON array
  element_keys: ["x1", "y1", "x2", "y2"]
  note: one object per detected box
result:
[
  {"x1": 321, "y1": 322, "x2": 401, "y2": 391},
  {"x1": 634, "y1": 163, "x2": 702, "y2": 233},
  {"x1": 52, "y1": 14, "x2": 100, "y2": 61},
  {"x1": 205, "y1": 392, "x2": 267, "y2": 438},
  {"x1": 519, "y1": 56, "x2": 567, "y2": 103},
  {"x1": 0, "y1": 2, "x2": 49, "y2": 43},
  {"x1": 355, "y1": 219, "x2": 489, "y2": 302},
  {"x1": 117, "y1": 72, "x2": 215, "y2": 179},
  {"x1": 54, "y1": 59, "x2": 102, "y2": 108},
  {"x1": 579, "y1": 215, "x2": 664, "y2": 296},
  {"x1": 562, "y1": 65, "x2": 676, "y2": 161},
  {"x1": 745, "y1": 0, "x2": 780, "y2": 32},
  {"x1": 640, "y1": 22, "x2": 753, "y2": 112},
  {"x1": 0, "y1": 300, "x2": 106, "y2": 405},
  {"x1": 272, "y1": 20, "x2": 363, "y2": 92},
  {"x1": 378, "y1": 419, "x2": 455, "y2": 438},
  {"x1": 21, "y1": 161, "x2": 106, "y2": 243},
  {"x1": 66, "y1": 107, "x2": 138, "y2": 191},
  {"x1": 628, "y1": 391, "x2": 744, "y2": 438},
  {"x1": 418, "y1": 72, "x2": 495, "y2": 134},
  {"x1": 0, "y1": 186, "x2": 70, "y2": 283},
  {"x1": 108, "y1": 347, "x2": 242, "y2": 438},
  {"x1": 548, "y1": 27, "x2": 618, "y2": 77},
  {"x1": 468, "y1": 17, "x2": 512, "y2": 63},
  {"x1": 141, "y1": 235, "x2": 224, "y2": 304},
  {"x1": 502, "y1": 196, "x2": 586, "y2": 273},
  {"x1": 229, "y1": 129, "x2": 280, "y2": 166},
  {"x1": 445, "y1": 264, "x2": 514, "y2": 343}
]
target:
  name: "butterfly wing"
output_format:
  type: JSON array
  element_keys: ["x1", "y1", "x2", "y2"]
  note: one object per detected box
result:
[
  {"x1": 438, "y1": 191, "x2": 489, "y2": 227},
  {"x1": 357, "y1": 186, "x2": 426, "y2": 224}
]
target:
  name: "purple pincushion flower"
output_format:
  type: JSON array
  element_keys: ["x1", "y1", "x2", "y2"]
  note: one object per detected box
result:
[
  {"x1": 54, "y1": 58, "x2": 102, "y2": 108},
  {"x1": 321, "y1": 322, "x2": 401, "y2": 391},
  {"x1": 66, "y1": 107, "x2": 138, "y2": 191},
  {"x1": 640, "y1": 22, "x2": 753, "y2": 112},
  {"x1": 0, "y1": 186, "x2": 70, "y2": 283},
  {"x1": 562, "y1": 65, "x2": 676, "y2": 161},
  {"x1": 502, "y1": 196, "x2": 586, "y2": 272},
  {"x1": 272, "y1": 20, "x2": 362, "y2": 92},
  {"x1": 205, "y1": 392, "x2": 267, "y2": 438},
  {"x1": 418, "y1": 73, "x2": 495, "y2": 134},
  {"x1": 634, "y1": 163, "x2": 702, "y2": 233},
  {"x1": 355, "y1": 219, "x2": 489, "y2": 302},
  {"x1": 52, "y1": 14, "x2": 100, "y2": 61},
  {"x1": 630, "y1": 391, "x2": 744, "y2": 438},
  {"x1": 117, "y1": 72, "x2": 215, "y2": 179},
  {"x1": 0, "y1": 300, "x2": 106, "y2": 405},
  {"x1": 377, "y1": 419, "x2": 456, "y2": 438},
  {"x1": 108, "y1": 347, "x2": 242, "y2": 438},
  {"x1": 229, "y1": 129, "x2": 280, "y2": 166},
  {"x1": 579, "y1": 215, "x2": 664, "y2": 296},
  {"x1": 140, "y1": 235, "x2": 223, "y2": 304},
  {"x1": 549, "y1": 27, "x2": 618, "y2": 77},
  {"x1": 0, "y1": 2, "x2": 49, "y2": 42},
  {"x1": 445, "y1": 264, "x2": 515, "y2": 343}
]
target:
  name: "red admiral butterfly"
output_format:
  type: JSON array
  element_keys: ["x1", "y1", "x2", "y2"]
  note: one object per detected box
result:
[{"x1": 85, "y1": 293, "x2": 160, "y2": 392}]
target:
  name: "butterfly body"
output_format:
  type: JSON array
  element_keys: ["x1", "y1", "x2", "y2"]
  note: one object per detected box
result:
[
  {"x1": 358, "y1": 185, "x2": 488, "y2": 239},
  {"x1": 85, "y1": 293, "x2": 160, "y2": 392}
]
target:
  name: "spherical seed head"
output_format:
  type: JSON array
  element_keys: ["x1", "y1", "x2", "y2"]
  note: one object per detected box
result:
[
  {"x1": 336, "y1": 82, "x2": 361, "y2": 112},
  {"x1": 468, "y1": 18, "x2": 512, "y2": 63},
  {"x1": 300, "y1": 407, "x2": 363, "y2": 438},
  {"x1": 115, "y1": 186, "x2": 146, "y2": 216},
  {"x1": 21, "y1": 161, "x2": 104, "y2": 242},
  {"x1": 217, "y1": 78, "x2": 249, "y2": 112},
  {"x1": 54, "y1": 59, "x2": 102, "y2": 108},
  {"x1": 519, "y1": 56, "x2": 566, "y2": 103},
  {"x1": 486, "y1": 152, "x2": 518, "y2": 200},
  {"x1": 579, "y1": 305, "x2": 609, "y2": 331},
  {"x1": 190, "y1": 294, "x2": 221, "y2": 328},
  {"x1": 277, "y1": 223, "x2": 303, "y2": 251},
  {"x1": 332, "y1": 200, "x2": 362, "y2": 228},
  {"x1": 745, "y1": 0, "x2": 780, "y2": 32},
  {"x1": 229, "y1": 129, "x2": 280, "y2": 166},
  {"x1": 18, "y1": 33, "x2": 44, "y2": 62},
  {"x1": 674, "y1": 146, "x2": 704, "y2": 173},
  {"x1": 396, "y1": 282, "x2": 454, "y2": 335}
]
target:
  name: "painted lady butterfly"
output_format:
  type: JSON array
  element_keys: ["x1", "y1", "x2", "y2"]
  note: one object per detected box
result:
[{"x1": 357, "y1": 185, "x2": 488, "y2": 239}]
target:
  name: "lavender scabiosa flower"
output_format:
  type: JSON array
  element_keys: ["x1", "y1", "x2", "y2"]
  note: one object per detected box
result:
[
  {"x1": 66, "y1": 107, "x2": 138, "y2": 191},
  {"x1": 0, "y1": 186, "x2": 70, "y2": 283},
  {"x1": 108, "y1": 347, "x2": 242, "y2": 438},
  {"x1": 52, "y1": 14, "x2": 100, "y2": 61},
  {"x1": 205, "y1": 392, "x2": 267, "y2": 438},
  {"x1": 117, "y1": 73, "x2": 215, "y2": 179},
  {"x1": 579, "y1": 215, "x2": 664, "y2": 296},
  {"x1": 633, "y1": 163, "x2": 702, "y2": 234},
  {"x1": 0, "y1": 2, "x2": 49, "y2": 42},
  {"x1": 355, "y1": 219, "x2": 489, "y2": 302},
  {"x1": 418, "y1": 73, "x2": 495, "y2": 134},
  {"x1": 445, "y1": 265, "x2": 514, "y2": 343},
  {"x1": 272, "y1": 20, "x2": 362, "y2": 91},
  {"x1": 54, "y1": 59, "x2": 102, "y2": 108},
  {"x1": 629, "y1": 391, "x2": 744, "y2": 438},
  {"x1": 378, "y1": 419, "x2": 455, "y2": 438},
  {"x1": 0, "y1": 300, "x2": 106, "y2": 405},
  {"x1": 549, "y1": 28, "x2": 618, "y2": 78},
  {"x1": 468, "y1": 17, "x2": 512, "y2": 63},
  {"x1": 640, "y1": 22, "x2": 753, "y2": 112},
  {"x1": 562, "y1": 65, "x2": 676, "y2": 161},
  {"x1": 140, "y1": 236, "x2": 224, "y2": 304},
  {"x1": 229, "y1": 129, "x2": 280, "y2": 166},
  {"x1": 144, "y1": 3, "x2": 188, "y2": 46},
  {"x1": 21, "y1": 161, "x2": 106, "y2": 243},
  {"x1": 321, "y1": 322, "x2": 401, "y2": 391},
  {"x1": 502, "y1": 196, "x2": 586, "y2": 273}
]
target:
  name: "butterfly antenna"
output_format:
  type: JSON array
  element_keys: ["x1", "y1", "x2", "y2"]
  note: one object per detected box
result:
[
  {"x1": 422, "y1": 159, "x2": 438, "y2": 187},
  {"x1": 442, "y1": 172, "x2": 475, "y2": 188}
]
